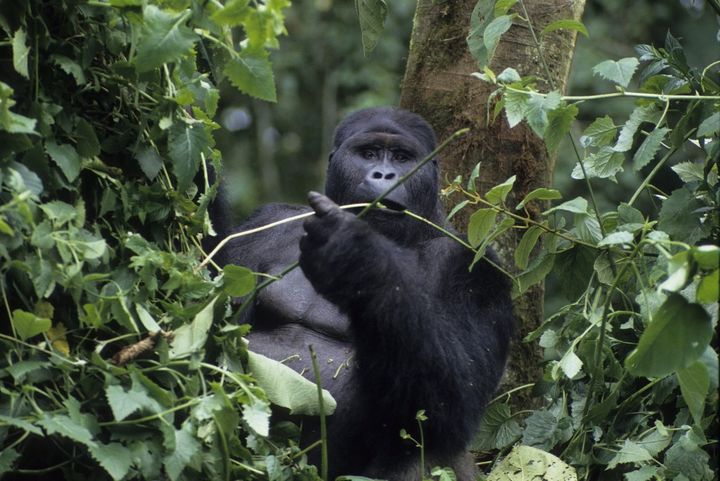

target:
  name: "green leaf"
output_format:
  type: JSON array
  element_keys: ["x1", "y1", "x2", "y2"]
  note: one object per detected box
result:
[
  {"x1": 659, "y1": 251, "x2": 690, "y2": 292},
  {"x1": 75, "y1": 118, "x2": 101, "y2": 158},
  {"x1": 697, "y1": 111, "x2": 719, "y2": 138},
  {"x1": 224, "y1": 52, "x2": 277, "y2": 102},
  {"x1": 163, "y1": 423, "x2": 201, "y2": 481},
  {"x1": 483, "y1": 15, "x2": 513, "y2": 62},
  {"x1": 168, "y1": 123, "x2": 212, "y2": 191},
  {"x1": 544, "y1": 103, "x2": 578, "y2": 153},
  {"x1": 697, "y1": 269, "x2": 718, "y2": 304},
  {"x1": 38, "y1": 413, "x2": 97, "y2": 448},
  {"x1": 247, "y1": 350, "x2": 337, "y2": 415},
  {"x1": 106, "y1": 382, "x2": 162, "y2": 421},
  {"x1": 554, "y1": 246, "x2": 596, "y2": 300},
  {"x1": 136, "y1": 304, "x2": 161, "y2": 332},
  {"x1": 494, "y1": 0, "x2": 517, "y2": 16},
  {"x1": 473, "y1": 403, "x2": 521, "y2": 450},
  {"x1": 626, "y1": 294, "x2": 712, "y2": 377},
  {"x1": 40, "y1": 201, "x2": 77, "y2": 224},
  {"x1": 543, "y1": 196, "x2": 587, "y2": 215},
  {"x1": 12, "y1": 29, "x2": 30, "y2": 78},
  {"x1": 580, "y1": 115, "x2": 617, "y2": 148},
  {"x1": 592, "y1": 57, "x2": 640, "y2": 88},
  {"x1": 136, "y1": 146, "x2": 164, "y2": 181},
  {"x1": 633, "y1": 127, "x2": 669, "y2": 171},
  {"x1": 467, "y1": 208, "x2": 497, "y2": 248},
  {"x1": 88, "y1": 443, "x2": 133, "y2": 481},
  {"x1": 222, "y1": 265, "x2": 256, "y2": 297},
  {"x1": 496, "y1": 67, "x2": 521, "y2": 83},
  {"x1": 571, "y1": 146, "x2": 625, "y2": 180},
  {"x1": 555, "y1": 349, "x2": 583, "y2": 379},
  {"x1": 658, "y1": 187, "x2": 708, "y2": 244},
  {"x1": 488, "y1": 445, "x2": 577, "y2": 481},
  {"x1": 625, "y1": 466, "x2": 659, "y2": 481},
  {"x1": 0, "y1": 448, "x2": 20, "y2": 473},
  {"x1": 11, "y1": 309, "x2": 51, "y2": 341},
  {"x1": 243, "y1": 396, "x2": 271, "y2": 436},
  {"x1": 467, "y1": 0, "x2": 495, "y2": 67},
  {"x1": 0, "y1": 415, "x2": 43, "y2": 436},
  {"x1": 597, "y1": 231, "x2": 634, "y2": 247},
  {"x1": 51, "y1": 55, "x2": 86, "y2": 85},
  {"x1": 671, "y1": 161, "x2": 704, "y2": 183},
  {"x1": 513, "y1": 252, "x2": 555, "y2": 297},
  {"x1": 614, "y1": 105, "x2": 658, "y2": 152},
  {"x1": 515, "y1": 225, "x2": 544, "y2": 270},
  {"x1": 525, "y1": 91, "x2": 563, "y2": 137},
  {"x1": 693, "y1": 246, "x2": 718, "y2": 270},
  {"x1": 516, "y1": 188, "x2": 562, "y2": 210},
  {"x1": 210, "y1": 0, "x2": 250, "y2": 26},
  {"x1": 676, "y1": 361, "x2": 709, "y2": 426},
  {"x1": 540, "y1": 19, "x2": 589, "y2": 37},
  {"x1": 504, "y1": 89, "x2": 530, "y2": 128},
  {"x1": 46, "y1": 141, "x2": 81, "y2": 181},
  {"x1": 606, "y1": 440, "x2": 653, "y2": 470},
  {"x1": 169, "y1": 297, "x2": 216, "y2": 359},
  {"x1": 485, "y1": 175, "x2": 516, "y2": 205},
  {"x1": 354, "y1": 0, "x2": 388, "y2": 56},
  {"x1": 134, "y1": 6, "x2": 197, "y2": 73}
]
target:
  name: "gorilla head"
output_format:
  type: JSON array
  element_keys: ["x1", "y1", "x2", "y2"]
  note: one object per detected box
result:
[{"x1": 324, "y1": 107, "x2": 444, "y2": 224}]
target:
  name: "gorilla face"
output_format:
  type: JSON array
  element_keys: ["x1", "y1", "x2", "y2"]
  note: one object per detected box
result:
[{"x1": 324, "y1": 108, "x2": 442, "y2": 223}]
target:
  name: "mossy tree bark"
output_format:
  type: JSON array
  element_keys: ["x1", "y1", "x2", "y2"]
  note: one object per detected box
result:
[{"x1": 400, "y1": 0, "x2": 586, "y2": 404}]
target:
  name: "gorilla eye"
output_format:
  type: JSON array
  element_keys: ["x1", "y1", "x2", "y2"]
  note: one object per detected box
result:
[
  {"x1": 393, "y1": 151, "x2": 409, "y2": 162},
  {"x1": 362, "y1": 149, "x2": 376, "y2": 159}
]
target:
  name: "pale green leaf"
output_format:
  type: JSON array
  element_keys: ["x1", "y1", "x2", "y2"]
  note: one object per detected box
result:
[
  {"x1": 134, "y1": 6, "x2": 197, "y2": 73},
  {"x1": 504, "y1": 89, "x2": 530, "y2": 128},
  {"x1": 467, "y1": 208, "x2": 497, "y2": 248},
  {"x1": 168, "y1": 123, "x2": 212, "y2": 191},
  {"x1": 483, "y1": 15, "x2": 513, "y2": 63},
  {"x1": 543, "y1": 196, "x2": 588, "y2": 215},
  {"x1": 485, "y1": 175, "x2": 516, "y2": 205},
  {"x1": 525, "y1": 91, "x2": 562, "y2": 137},
  {"x1": 540, "y1": 19, "x2": 589, "y2": 37},
  {"x1": 88, "y1": 443, "x2": 133, "y2": 481},
  {"x1": 515, "y1": 225, "x2": 544, "y2": 270},
  {"x1": 51, "y1": 55, "x2": 86, "y2": 85},
  {"x1": 487, "y1": 445, "x2": 577, "y2": 481},
  {"x1": 671, "y1": 161, "x2": 704, "y2": 183},
  {"x1": 625, "y1": 466, "x2": 659, "y2": 481},
  {"x1": 571, "y1": 146, "x2": 625, "y2": 180},
  {"x1": 11, "y1": 309, "x2": 51, "y2": 341},
  {"x1": 496, "y1": 67, "x2": 521, "y2": 83},
  {"x1": 493, "y1": 0, "x2": 517, "y2": 16},
  {"x1": 210, "y1": 0, "x2": 250, "y2": 26},
  {"x1": 136, "y1": 147, "x2": 164, "y2": 181},
  {"x1": 592, "y1": 57, "x2": 640, "y2": 88},
  {"x1": 355, "y1": 0, "x2": 388, "y2": 56},
  {"x1": 169, "y1": 297, "x2": 216, "y2": 359},
  {"x1": 697, "y1": 269, "x2": 718, "y2": 304},
  {"x1": 544, "y1": 103, "x2": 578, "y2": 153},
  {"x1": 633, "y1": 127, "x2": 670, "y2": 171},
  {"x1": 46, "y1": 141, "x2": 81, "y2": 181},
  {"x1": 222, "y1": 265, "x2": 256, "y2": 297},
  {"x1": 163, "y1": 423, "x2": 201, "y2": 481},
  {"x1": 516, "y1": 188, "x2": 562, "y2": 210},
  {"x1": 580, "y1": 115, "x2": 617, "y2": 148},
  {"x1": 243, "y1": 397, "x2": 271, "y2": 436},
  {"x1": 38, "y1": 413, "x2": 97, "y2": 448},
  {"x1": 598, "y1": 231, "x2": 634, "y2": 247},
  {"x1": 614, "y1": 105, "x2": 658, "y2": 152},
  {"x1": 676, "y1": 361, "x2": 709, "y2": 426},
  {"x1": 607, "y1": 440, "x2": 653, "y2": 470},
  {"x1": 224, "y1": 52, "x2": 277, "y2": 102},
  {"x1": 12, "y1": 29, "x2": 29, "y2": 78},
  {"x1": 697, "y1": 112, "x2": 719, "y2": 138}
]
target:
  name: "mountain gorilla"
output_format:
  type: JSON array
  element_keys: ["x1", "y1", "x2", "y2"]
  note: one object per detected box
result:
[{"x1": 212, "y1": 107, "x2": 513, "y2": 480}]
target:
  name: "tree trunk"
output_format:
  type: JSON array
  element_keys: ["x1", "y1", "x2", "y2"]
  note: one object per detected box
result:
[{"x1": 400, "y1": 0, "x2": 586, "y2": 404}]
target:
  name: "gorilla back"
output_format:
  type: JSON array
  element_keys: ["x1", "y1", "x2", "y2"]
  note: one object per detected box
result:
[{"x1": 213, "y1": 107, "x2": 514, "y2": 480}]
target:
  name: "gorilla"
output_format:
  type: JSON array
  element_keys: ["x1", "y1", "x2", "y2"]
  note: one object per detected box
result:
[{"x1": 212, "y1": 107, "x2": 513, "y2": 480}]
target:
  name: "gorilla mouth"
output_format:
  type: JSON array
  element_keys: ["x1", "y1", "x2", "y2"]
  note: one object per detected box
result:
[{"x1": 378, "y1": 199, "x2": 406, "y2": 212}]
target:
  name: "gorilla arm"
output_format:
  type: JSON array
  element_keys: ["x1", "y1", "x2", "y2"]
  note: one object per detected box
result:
[{"x1": 299, "y1": 192, "x2": 514, "y2": 454}]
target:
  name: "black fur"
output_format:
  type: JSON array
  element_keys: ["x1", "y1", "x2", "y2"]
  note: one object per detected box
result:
[{"x1": 213, "y1": 108, "x2": 514, "y2": 480}]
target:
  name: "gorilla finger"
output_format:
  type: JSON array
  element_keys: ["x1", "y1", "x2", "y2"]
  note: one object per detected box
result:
[
  {"x1": 308, "y1": 191, "x2": 339, "y2": 217},
  {"x1": 303, "y1": 215, "x2": 335, "y2": 240}
]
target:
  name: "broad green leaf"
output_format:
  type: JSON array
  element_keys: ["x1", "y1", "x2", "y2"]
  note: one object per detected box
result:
[
  {"x1": 355, "y1": 0, "x2": 388, "y2": 56},
  {"x1": 488, "y1": 445, "x2": 577, "y2": 481},
  {"x1": 247, "y1": 350, "x2": 337, "y2": 415},
  {"x1": 525, "y1": 91, "x2": 562, "y2": 137},
  {"x1": 75, "y1": 118, "x2": 101, "y2": 158},
  {"x1": 222, "y1": 265, "x2": 256, "y2": 297},
  {"x1": 571, "y1": 146, "x2": 625, "y2": 180},
  {"x1": 46, "y1": 141, "x2": 81, "y2": 181},
  {"x1": 544, "y1": 103, "x2": 578, "y2": 153},
  {"x1": 663, "y1": 436, "x2": 713, "y2": 480},
  {"x1": 540, "y1": 19, "x2": 589, "y2": 37},
  {"x1": 504, "y1": 89, "x2": 530, "y2": 127},
  {"x1": 38, "y1": 413, "x2": 97, "y2": 448},
  {"x1": 106, "y1": 382, "x2": 162, "y2": 421},
  {"x1": 224, "y1": 52, "x2": 277, "y2": 102},
  {"x1": 693, "y1": 245, "x2": 720, "y2": 270},
  {"x1": 614, "y1": 105, "x2": 658, "y2": 152},
  {"x1": 12, "y1": 29, "x2": 29, "y2": 78},
  {"x1": 468, "y1": 208, "x2": 498, "y2": 248},
  {"x1": 485, "y1": 175, "x2": 516, "y2": 205},
  {"x1": 597, "y1": 231, "x2": 634, "y2": 247},
  {"x1": 169, "y1": 297, "x2": 216, "y2": 359},
  {"x1": 210, "y1": 0, "x2": 250, "y2": 26},
  {"x1": 633, "y1": 127, "x2": 669, "y2": 171},
  {"x1": 543, "y1": 196, "x2": 588, "y2": 215},
  {"x1": 592, "y1": 57, "x2": 640, "y2": 88},
  {"x1": 606, "y1": 440, "x2": 653, "y2": 470},
  {"x1": 466, "y1": 0, "x2": 495, "y2": 67},
  {"x1": 516, "y1": 188, "x2": 562, "y2": 210},
  {"x1": 40, "y1": 201, "x2": 77, "y2": 224},
  {"x1": 513, "y1": 252, "x2": 555, "y2": 298},
  {"x1": 676, "y1": 361, "x2": 709, "y2": 426},
  {"x1": 136, "y1": 304, "x2": 161, "y2": 332},
  {"x1": 0, "y1": 447, "x2": 19, "y2": 473},
  {"x1": 697, "y1": 111, "x2": 719, "y2": 138},
  {"x1": 625, "y1": 466, "x2": 659, "y2": 481},
  {"x1": 483, "y1": 15, "x2": 513, "y2": 63},
  {"x1": 134, "y1": 6, "x2": 197, "y2": 73},
  {"x1": 243, "y1": 397, "x2": 271, "y2": 436},
  {"x1": 580, "y1": 115, "x2": 617, "y2": 148},
  {"x1": 493, "y1": 0, "x2": 517, "y2": 16},
  {"x1": 671, "y1": 161, "x2": 704, "y2": 183},
  {"x1": 554, "y1": 246, "x2": 596, "y2": 300},
  {"x1": 496, "y1": 67, "x2": 521, "y2": 83},
  {"x1": 163, "y1": 423, "x2": 201, "y2": 481},
  {"x1": 168, "y1": 122, "x2": 212, "y2": 191},
  {"x1": 658, "y1": 251, "x2": 690, "y2": 293},
  {"x1": 658, "y1": 187, "x2": 708, "y2": 244},
  {"x1": 555, "y1": 349, "x2": 583, "y2": 379},
  {"x1": 626, "y1": 294, "x2": 712, "y2": 377},
  {"x1": 88, "y1": 443, "x2": 133, "y2": 481},
  {"x1": 12, "y1": 309, "x2": 51, "y2": 341},
  {"x1": 136, "y1": 146, "x2": 164, "y2": 181},
  {"x1": 473, "y1": 403, "x2": 521, "y2": 450},
  {"x1": 515, "y1": 225, "x2": 544, "y2": 270},
  {"x1": 697, "y1": 269, "x2": 718, "y2": 304}
]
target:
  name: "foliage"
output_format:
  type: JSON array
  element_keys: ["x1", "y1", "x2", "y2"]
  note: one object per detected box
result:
[
  {"x1": 0, "y1": 1, "x2": 338, "y2": 479},
  {"x1": 459, "y1": 1, "x2": 719, "y2": 479}
]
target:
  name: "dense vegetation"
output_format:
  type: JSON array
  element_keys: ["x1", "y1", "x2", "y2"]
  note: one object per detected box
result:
[{"x1": 0, "y1": 1, "x2": 718, "y2": 480}]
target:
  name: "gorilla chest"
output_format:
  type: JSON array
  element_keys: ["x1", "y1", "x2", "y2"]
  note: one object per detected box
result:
[{"x1": 254, "y1": 268, "x2": 351, "y2": 338}]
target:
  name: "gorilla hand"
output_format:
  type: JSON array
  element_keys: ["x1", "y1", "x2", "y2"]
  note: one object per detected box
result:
[{"x1": 299, "y1": 191, "x2": 375, "y2": 298}]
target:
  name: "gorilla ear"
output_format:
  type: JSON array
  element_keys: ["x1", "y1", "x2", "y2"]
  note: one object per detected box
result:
[{"x1": 328, "y1": 149, "x2": 336, "y2": 164}]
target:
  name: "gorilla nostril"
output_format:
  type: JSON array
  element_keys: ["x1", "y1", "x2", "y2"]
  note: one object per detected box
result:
[
  {"x1": 372, "y1": 172, "x2": 383, "y2": 179},
  {"x1": 384, "y1": 173, "x2": 396, "y2": 180}
]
